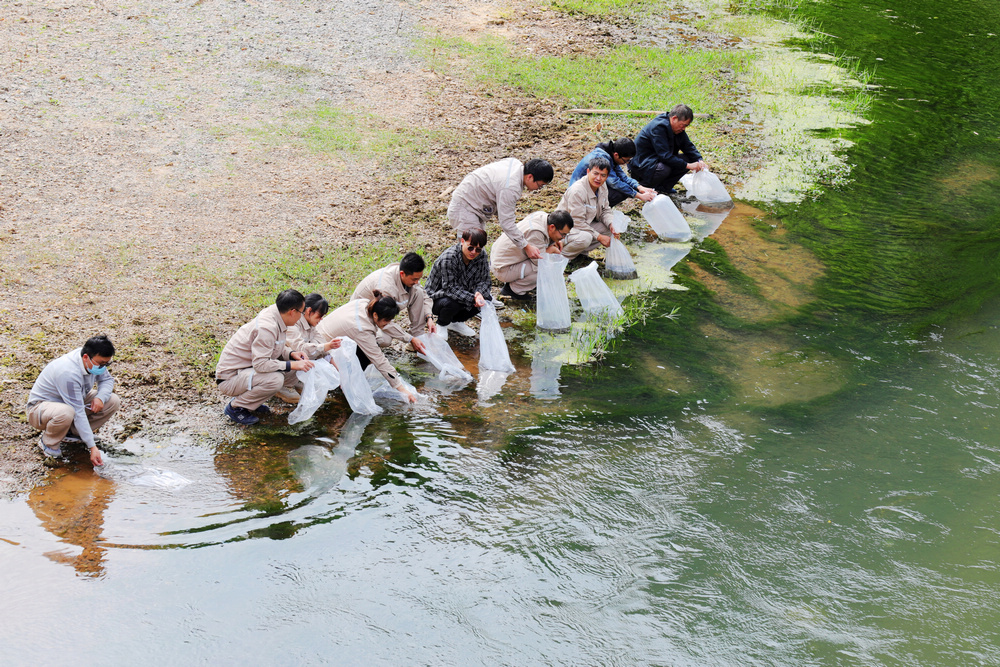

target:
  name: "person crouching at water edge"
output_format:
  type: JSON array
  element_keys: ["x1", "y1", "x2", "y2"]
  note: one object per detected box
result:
[
  {"x1": 315, "y1": 291, "x2": 418, "y2": 403},
  {"x1": 215, "y1": 289, "x2": 320, "y2": 425},
  {"x1": 351, "y1": 252, "x2": 435, "y2": 354},
  {"x1": 280, "y1": 292, "x2": 343, "y2": 404},
  {"x1": 26, "y1": 334, "x2": 120, "y2": 465},
  {"x1": 557, "y1": 156, "x2": 620, "y2": 261},
  {"x1": 491, "y1": 210, "x2": 574, "y2": 300},
  {"x1": 425, "y1": 228, "x2": 493, "y2": 337}
]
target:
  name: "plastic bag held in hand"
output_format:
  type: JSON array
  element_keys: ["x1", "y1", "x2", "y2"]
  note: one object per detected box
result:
[
  {"x1": 570, "y1": 262, "x2": 623, "y2": 317},
  {"x1": 478, "y1": 300, "x2": 515, "y2": 373},
  {"x1": 536, "y1": 253, "x2": 572, "y2": 332},
  {"x1": 415, "y1": 333, "x2": 474, "y2": 382},
  {"x1": 611, "y1": 210, "x2": 630, "y2": 234},
  {"x1": 288, "y1": 358, "x2": 341, "y2": 424},
  {"x1": 680, "y1": 169, "x2": 732, "y2": 204},
  {"x1": 328, "y1": 337, "x2": 383, "y2": 415},
  {"x1": 642, "y1": 194, "x2": 691, "y2": 241}
]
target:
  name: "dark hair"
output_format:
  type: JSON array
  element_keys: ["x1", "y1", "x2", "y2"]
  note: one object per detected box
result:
[
  {"x1": 82, "y1": 334, "x2": 115, "y2": 359},
  {"x1": 461, "y1": 228, "x2": 488, "y2": 248},
  {"x1": 586, "y1": 155, "x2": 611, "y2": 173},
  {"x1": 547, "y1": 210, "x2": 574, "y2": 232},
  {"x1": 524, "y1": 158, "x2": 554, "y2": 184},
  {"x1": 668, "y1": 104, "x2": 694, "y2": 122},
  {"x1": 275, "y1": 289, "x2": 306, "y2": 314},
  {"x1": 399, "y1": 252, "x2": 425, "y2": 275},
  {"x1": 599, "y1": 137, "x2": 636, "y2": 159},
  {"x1": 303, "y1": 292, "x2": 329, "y2": 317},
  {"x1": 367, "y1": 290, "x2": 400, "y2": 322}
]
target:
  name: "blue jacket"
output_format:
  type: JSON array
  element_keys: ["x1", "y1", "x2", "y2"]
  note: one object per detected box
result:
[
  {"x1": 630, "y1": 114, "x2": 702, "y2": 180},
  {"x1": 569, "y1": 146, "x2": 641, "y2": 197}
]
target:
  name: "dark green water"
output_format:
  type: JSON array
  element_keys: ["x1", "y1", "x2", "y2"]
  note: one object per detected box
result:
[{"x1": 4, "y1": 1, "x2": 1000, "y2": 664}]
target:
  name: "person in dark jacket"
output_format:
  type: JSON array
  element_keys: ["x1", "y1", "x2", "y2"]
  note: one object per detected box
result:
[{"x1": 629, "y1": 104, "x2": 708, "y2": 195}]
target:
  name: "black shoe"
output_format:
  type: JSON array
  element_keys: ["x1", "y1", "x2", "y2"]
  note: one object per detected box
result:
[
  {"x1": 225, "y1": 402, "x2": 260, "y2": 425},
  {"x1": 500, "y1": 283, "x2": 530, "y2": 301},
  {"x1": 253, "y1": 404, "x2": 272, "y2": 415}
]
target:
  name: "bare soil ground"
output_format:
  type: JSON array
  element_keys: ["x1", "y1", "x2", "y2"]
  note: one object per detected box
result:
[{"x1": 0, "y1": 0, "x2": 763, "y2": 497}]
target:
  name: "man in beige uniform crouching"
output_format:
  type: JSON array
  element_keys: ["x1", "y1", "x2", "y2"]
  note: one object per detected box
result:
[
  {"x1": 558, "y1": 156, "x2": 619, "y2": 261},
  {"x1": 215, "y1": 289, "x2": 315, "y2": 425},
  {"x1": 491, "y1": 210, "x2": 574, "y2": 300},
  {"x1": 352, "y1": 252, "x2": 434, "y2": 354}
]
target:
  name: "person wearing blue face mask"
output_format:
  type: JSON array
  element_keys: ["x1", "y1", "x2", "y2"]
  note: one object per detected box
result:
[{"x1": 26, "y1": 334, "x2": 120, "y2": 466}]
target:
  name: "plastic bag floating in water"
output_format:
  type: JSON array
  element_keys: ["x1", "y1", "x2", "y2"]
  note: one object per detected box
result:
[
  {"x1": 570, "y1": 262, "x2": 623, "y2": 318},
  {"x1": 536, "y1": 253, "x2": 571, "y2": 333},
  {"x1": 478, "y1": 300, "x2": 515, "y2": 373},
  {"x1": 96, "y1": 458, "x2": 191, "y2": 489},
  {"x1": 680, "y1": 169, "x2": 732, "y2": 204},
  {"x1": 364, "y1": 364, "x2": 421, "y2": 403},
  {"x1": 288, "y1": 358, "x2": 340, "y2": 424},
  {"x1": 415, "y1": 333, "x2": 473, "y2": 383},
  {"x1": 329, "y1": 337, "x2": 382, "y2": 415},
  {"x1": 642, "y1": 194, "x2": 691, "y2": 241}
]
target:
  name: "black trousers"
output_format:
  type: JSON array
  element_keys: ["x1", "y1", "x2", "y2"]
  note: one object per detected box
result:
[
  {"x1": 633, "y1": 161, "x2": 688, "y2": 193},
  {"x1": 432, "y1": 297, "x2": 479, "y2": 326},
  {"x1": 357, "y1": 346, "x2": 371, "y2": 370},
  {"x1": 607, "y1": 187, "x2": 630, "y2": 208}
]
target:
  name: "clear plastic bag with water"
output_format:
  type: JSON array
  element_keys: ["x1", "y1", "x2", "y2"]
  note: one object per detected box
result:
[
  {"x1": 536, "y1": 253, "x2": 571, "y2": 332},
  {"x1": 680, "y1": 169, "x2": 732, "y2": 204},
  {"x1": 570, "y1": 262, "x2": 623, "y2": 317},
  {"x1": 288, "y1": 358, "x2": 341, "y2": 424},
  {"x1": 642, "y1": 194, "x2": 691, "y2": 241},
  {"x1": 364, "y1": 364, "x2": 421, "y2": 403},
  {"x1": 96, "y1": 457, "x2": 191, "y2": 489},
  {"x1": 415, "y1": 333, "x2": 474, "y2": 382},
  {"x1": 604, "y1": 237, "x2": 638, "y2": 280},
  {"x1": 329, "y1": 337, "x2": 383, "y2": 415},
  {"x1": 478, "y1": 300, "x2": 515, "y2": 373}
]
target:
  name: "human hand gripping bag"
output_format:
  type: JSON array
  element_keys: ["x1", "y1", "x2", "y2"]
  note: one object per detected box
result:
[
  {"x1": 642, "y1": 194, "x2": 691, "y2": 242},
  {"x1": 288, "y1": 358, "x2": 342, "y2": 424},
  {"x1": 680, "y1": 169, "x2": 732, "y2": 204},
  {"x1": 536, "y1": 253, "x2": 572, "y2": 332},
  {"x1": 414, "y1": 333, "x2": 474, "y2": 382},
  {"x1": 328, "y1": 337, "x2": 383, "y2": 415},
  {"x1": 478, "y1": 300, "x2": 516, "y2": 373},
  {"x1": 570, "y1": 262, "x2": 623, "y2": 318}
]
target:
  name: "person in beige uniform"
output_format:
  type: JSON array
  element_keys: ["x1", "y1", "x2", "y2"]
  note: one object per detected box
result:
[
  {"x1": 557, "y1": 156, "x2": 619, "y2": 261},
  {"x1": 281, "y1": 292, "x2": 343, "y2": 403},
  {"x1": 447, "y1": 157, "x2": 554, "y2": 262},
  {"x1": 491, "y1": 210, "x2": 574, "y2": 300},
  {"x1": 215, "y1": 289, "x2": 316, "y2": 425},
  {"x1": 351, "y1": 252, "x2": 434, "y2": 354},
  {"x1": 315, "y1": 291, "x2": 418, "y2": 403}
]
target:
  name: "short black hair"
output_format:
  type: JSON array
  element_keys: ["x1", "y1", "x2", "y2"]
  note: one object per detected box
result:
[
  {"x1": 587, "y1": 156, "x2": 611, "y2": 173},
  {"x1": 547, "y1": 210, "x2": 574, "y2": 232},
  {"x1": 275, "y1": 289, "x2": 306, "y2": 314},
  {"x1": 461, "y1": 228, "x2": 488, "y2": 248},
  {"x1": 82, "y1": 334, "x2": 115, "y2": 359},
  {"x1": 524, "y1": 158, "x2": 554, "y2": 184},
  {"x1": 668, "y1": 104, "x2": 694, "y2": 122},
  {"x1": 399, "y1": 252, "x2": 425, "y2": 275},
  {"x1": 304, "y1": 292, "x2": 329, "y2": 317},
  {"x1": 610, "y1": 137, "x2": 636, "y2": 159}
]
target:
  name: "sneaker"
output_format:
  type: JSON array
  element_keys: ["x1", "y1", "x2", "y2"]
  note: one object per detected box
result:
[
  {"x1": 448, "y1": 322, "x2": 477, "y2": 337},
  {"x1": 500, "y1": 283, "x2": 530, "y2": 301},
  {"x1": 434, "y1": 326, "x2": 449, "y2": 341},
  {"x1": 253, "y1": 403, "x2": 272, "y2": 415},
  {"x1": 225, "y1": 402, "x2": 260, "y2": 425},
  {"x1": 61, "y1": 433, "x2": 83, "y2": 444},
  {"x1": 275, "y1": 387, "x2": 300, "y2": 404},
  {"x1": 38, "y1": 435, "x2": 62, "y2": 458}
]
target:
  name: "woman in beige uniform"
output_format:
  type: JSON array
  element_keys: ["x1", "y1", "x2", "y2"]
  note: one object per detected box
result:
[
  {"x1": 279, "y1": 292, "x2": 343, "y2": 403},
  {"x1": 316, "y1": 290, "x2": 418, "y2": 403}
]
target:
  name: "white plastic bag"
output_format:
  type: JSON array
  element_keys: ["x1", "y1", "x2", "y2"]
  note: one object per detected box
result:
[
  {"x1": 604, "y1": 237, "x2": 638, "y2": 280},
  {"x1": 536, "y1": 253, "x2": 571, "y2": 332},
  {"x1": 478, "y1": 300, "x2": 515, "y2": 373},
  {"x1": 476, "y1": 369, "x2": 512, "y2": 404},
  {"x1": 364, "y1": 364, "x2": 421, "y2": 403},
  {"x1": 680, "y1": 169, "x2": 732, "y2": 203},
  {"x1": 96, "y1": 458, "x2": 191, "y2": 489},
  {"x1": 288, "y1": 358, "x2": 341, "y2": 424},
  {"x1": 681, "y1": 199, "x2": 732, "y2": 241},
  {"x1": 415, "y1": 333, "x2": 474, "y2": 382},
  {"x1": 642, "y1": 194, "x2": 691, "y2": 241},
  {"x1": 570, "y1": 262, "x2": 623, "y2": 317},
  {"x1": 611, "y1": 210, "x2": 630, "y2": 234},
  {"x1": 329, "y1": 337, "x2": 383, "y2": 415}
]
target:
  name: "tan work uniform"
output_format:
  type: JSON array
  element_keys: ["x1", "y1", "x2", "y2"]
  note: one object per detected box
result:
[
  {"x1": 490, "y1": 211, "x2": 558, "y2": 296},
  {"x1": 351, "y1": 263, "x2": 433, "y2": 345},
  {"x1": 447, "y1": 158, "x2": 529, "y2": 249},
  {"x1": 315, "y1": 299, "x2": 404, "y2": 390},
  {"x1": 215, "y1": 304, "x2": 298, "y2": 410},
  {"x1": 557, "y1": 177, "x2": 614, "y2": 260},
  {"x1": 287, "y1": 318, "x2": 327, "y2": 360}
]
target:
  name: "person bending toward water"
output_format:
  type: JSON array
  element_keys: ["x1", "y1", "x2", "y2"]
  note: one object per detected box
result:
[
  {"x1": 216, "y1": 289, "x2": 318, "y2": 425},
  {"x1": 629, "y1": 103, "x2": 708, "y2": 196},
  {"x1": 26, "y1": 334, "x2": 120, "y2": 465},
  {"x1": 491, "y1": 210, "x2": 574, "y2": 300},
  {"x1": 569, "y1": 138, "x2": 655, "y2": 208},
  {"x1": 351, "y1": 252, "x2": 435, "y2": 354},
  {"x1": 315, "y1": 291, "x2": 418, "y2": 404},
  {"x1": 425, "y1": 228, "x2": 493, "y2": 337},
  {"x1": 557, "y1": 156, "x2": 620, "y2": 261},
  {"x1": 280, "y1": 292, "x2": 343, "y2": 404}
]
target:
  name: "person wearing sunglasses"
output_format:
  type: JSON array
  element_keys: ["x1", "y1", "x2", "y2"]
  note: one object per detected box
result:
[
  {"x1": 425, "y1": 228, "x2": 494, "y2": 338},
  {"x1": 26, "y1": 334, "x2": 120, "y2": 466}
]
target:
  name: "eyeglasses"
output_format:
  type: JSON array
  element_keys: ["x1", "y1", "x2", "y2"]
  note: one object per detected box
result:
[{"x1": 466, "y1": 245, "x2": 483, "y2": 254}]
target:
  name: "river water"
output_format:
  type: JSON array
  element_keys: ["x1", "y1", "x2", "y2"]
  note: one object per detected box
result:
[{"x1": 4, "y1": 0, "x2": 1000, "y2": 664}]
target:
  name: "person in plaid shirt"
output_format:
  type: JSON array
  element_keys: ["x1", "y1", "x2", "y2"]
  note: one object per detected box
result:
[{"x1": 425, "y1": 228, "x2": 493, "y2": 337}]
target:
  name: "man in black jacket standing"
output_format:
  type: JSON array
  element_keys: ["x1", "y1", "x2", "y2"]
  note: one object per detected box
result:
[{"x1": 630, "y1": 104, "x2": 708, "y2": 195}]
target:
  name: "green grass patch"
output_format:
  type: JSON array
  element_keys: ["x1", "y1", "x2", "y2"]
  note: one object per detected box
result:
[{"x1": 549, "y1": 0, "x2": 658, "y2": 18}]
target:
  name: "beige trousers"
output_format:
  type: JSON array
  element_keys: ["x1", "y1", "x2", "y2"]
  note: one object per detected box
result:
[
  {"x1": 218, "y1": 367, "x2": 298, "y2": 410},
  {"x1": 27, "y1": 388, "x2": 121, "y2": 447},
  {"x1": 561, "y1": 229, "x2": 602, "y2": 260},
  {"x1": 493, "y1": 259, "x2": 538, "y2": 295}
]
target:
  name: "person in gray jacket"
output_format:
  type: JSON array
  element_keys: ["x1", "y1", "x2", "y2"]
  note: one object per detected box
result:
[{"x1": 26, "y1": 334, "x2": 120, "y2": 465}]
